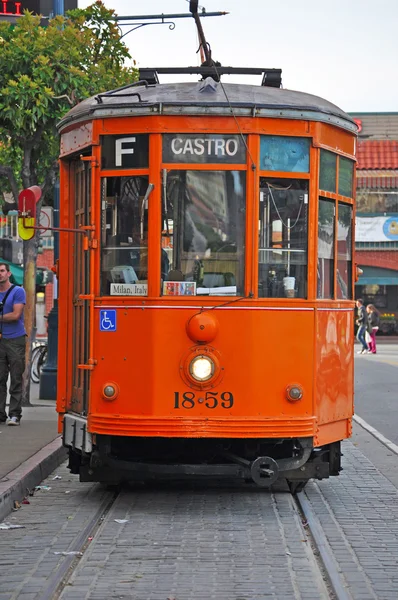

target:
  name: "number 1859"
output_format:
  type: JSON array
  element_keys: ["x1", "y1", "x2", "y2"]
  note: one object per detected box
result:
[{"x1": 174, "y1": 391, "x2": 234, "y2": 409}]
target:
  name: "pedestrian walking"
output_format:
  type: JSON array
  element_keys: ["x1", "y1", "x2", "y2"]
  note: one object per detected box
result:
[
  {"x1": 355, "y1": 298, "x2": 368, "y2": 354},
  {"x1": 0, "y1": 262, "x2": 26, "y2": 426},
  {"x1": 366, "y1": 304, "x2": 380, "y2": 355}
]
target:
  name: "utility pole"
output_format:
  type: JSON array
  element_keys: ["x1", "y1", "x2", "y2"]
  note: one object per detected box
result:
[{"x1": 39, "y1": 0, "x2": 63, "y2": 400}]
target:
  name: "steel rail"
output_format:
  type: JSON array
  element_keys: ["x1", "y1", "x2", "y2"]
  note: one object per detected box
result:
[
  {"x1": 296, "y1": 491, "x2": 352, "y2": 600},
  {"x1": 40, "y1": 489, "x2": 117, "y2": 600}
]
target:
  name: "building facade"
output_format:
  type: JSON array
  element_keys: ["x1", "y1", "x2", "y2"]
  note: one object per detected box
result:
[{"x1": 350, "y1": 113, "x2": 398, "y2": 334}]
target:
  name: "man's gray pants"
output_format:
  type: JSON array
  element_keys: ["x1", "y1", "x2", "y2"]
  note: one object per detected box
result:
[{"x1": 0, "y1": 336, "x2": 26, "y2": 421}]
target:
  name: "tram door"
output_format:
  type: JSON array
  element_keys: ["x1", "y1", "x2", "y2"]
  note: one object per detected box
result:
[{"x1": 70, "y1": 160, "x2": 91, "y2": 415}]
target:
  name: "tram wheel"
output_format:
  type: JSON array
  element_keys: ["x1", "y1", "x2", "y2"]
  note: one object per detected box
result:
[{"x1": 287, "y1": 480, "x2": 308, "y2": 495}]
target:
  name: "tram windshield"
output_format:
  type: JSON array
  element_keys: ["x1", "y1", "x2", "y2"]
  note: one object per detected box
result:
[
  {"x1": 258, "y1": 178, "x2": 308, "y2": 298},
  {"x1": 100, "y1": 176, "x2": 149, "y2": 296},
  {"x1": 161, "y1": 170, "x2": 246, "y2": 296}
]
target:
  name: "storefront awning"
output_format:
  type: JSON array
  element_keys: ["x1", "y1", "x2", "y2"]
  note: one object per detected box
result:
[
  {"x1": 356, "y1": 266, "x2": 398, "y2": 286},
  {"x1": 0, "y1": 260, "x2": 52, "y2": 286}
]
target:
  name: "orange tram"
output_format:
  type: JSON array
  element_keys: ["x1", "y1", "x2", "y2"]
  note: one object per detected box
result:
[{"x1": 56, "y1": 66, "x2": 357, "y2": 493}]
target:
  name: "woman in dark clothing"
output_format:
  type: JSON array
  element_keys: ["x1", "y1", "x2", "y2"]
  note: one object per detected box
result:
[{"x1": 366, "y1": 304, "x2": 380, "y2": 354}]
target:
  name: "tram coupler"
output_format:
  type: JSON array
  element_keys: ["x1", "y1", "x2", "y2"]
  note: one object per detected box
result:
[{"x1": 223, "y1": 452, "x2": 279, "y2": 487}]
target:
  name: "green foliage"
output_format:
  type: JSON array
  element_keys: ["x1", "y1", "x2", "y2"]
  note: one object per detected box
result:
[{"x1": 0, "y1": 1, "x2": 137, "y2": 197}]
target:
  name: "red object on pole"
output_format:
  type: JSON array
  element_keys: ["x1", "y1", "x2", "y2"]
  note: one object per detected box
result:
[{"x1": 18, "y1": 185, "x2": 42, "y2": 219}]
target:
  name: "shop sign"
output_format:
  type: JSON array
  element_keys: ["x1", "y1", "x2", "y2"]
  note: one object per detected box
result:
[
  {"x1": 356, "y1": 216, "x2": 398, "y2": 242},
  {"x1": 353, "y1": 119, "x2": 362, "y2": 133},
  {"x1": 0, "y1": 1, "x2": 23, "y2": 15},
  {"x1": 0, "y1": 0, "x2": 76, "y2": 16}
]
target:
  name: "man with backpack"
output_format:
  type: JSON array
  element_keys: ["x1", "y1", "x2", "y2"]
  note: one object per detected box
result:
[{"x1": 0, "y1": 262, "x2": 26, "y2": 426}]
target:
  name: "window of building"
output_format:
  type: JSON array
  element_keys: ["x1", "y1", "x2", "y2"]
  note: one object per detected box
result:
[
  {"x1": 356, "y1": 285, "x2": 388, "y2": 309},
  {"x1": 258, "y1": 178, "x2": 308, "y2": 298},
  {"x1": 356, "y1": 191, "x2": 398, "y2": 214},
  {"x1": 161, "y1": 170, "x2": 246, "y2": 296}
]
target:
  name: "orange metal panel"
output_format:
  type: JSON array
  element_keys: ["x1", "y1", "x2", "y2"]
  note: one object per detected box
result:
[
  {"x1": 60, "y1": 122, "x2": 93, "y2": 157},
  {"x1": 245, "y1": 134, "x2": 258, "y2": 298},
  {"x1": 315, "y1": 418, "x2": 352, "y2": 447},
  {"x1": 95, "y1": 115, "x2": 312, "y2": 137},
  {"x1": 315, "y1": 308, "x2": 354, "y2": 426},
  {"x1": 147, "y1": 134, "x2": 162, "y2": 297},
  {"x1": 88, "y1": 306, "x2": 315, "y2": 437},
  {"x1": 88, "y1": 414, "x2": 316, "y2": 438},
  {"x1": 57, "y1": 159, "x2": 71, "y2": 420},
  {"x1": 312, "y1": 122, "x2": 356, "y2": 158}
]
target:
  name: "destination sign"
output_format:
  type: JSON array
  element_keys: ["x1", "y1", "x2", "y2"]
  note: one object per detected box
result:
[{"x1": 162, "y1": 134, "x2": 246, "y2": 164}]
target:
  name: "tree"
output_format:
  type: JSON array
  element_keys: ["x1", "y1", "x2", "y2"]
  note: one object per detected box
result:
[{"x1": 0, "y1": 2, "x2": 138, "y2": 403}]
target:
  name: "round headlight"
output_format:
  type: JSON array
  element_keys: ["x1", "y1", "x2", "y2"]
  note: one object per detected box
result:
[{"x1": 189, "y1": 355, "x2": 214, "y2": 382}]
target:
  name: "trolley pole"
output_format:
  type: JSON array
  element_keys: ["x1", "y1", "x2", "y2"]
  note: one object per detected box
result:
[{"x1": 39, "y1": 0, "x2": 63, "y2": 400}]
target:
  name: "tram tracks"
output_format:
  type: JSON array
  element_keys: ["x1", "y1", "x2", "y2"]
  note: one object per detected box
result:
[
  {"x1": 38, "y1": 480, "x2": 353, "y2": 600},
  {"x1": 296, "y1": 491, "x2": 351, "y2": 600},
  {"x1": 42, "y1": 488, "x2": 118, "y2": 600}
]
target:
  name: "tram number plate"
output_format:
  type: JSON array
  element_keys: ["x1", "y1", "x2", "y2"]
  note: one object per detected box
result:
[{"x1": 174, "y1": 391, "x2": 234, "y2": 409}]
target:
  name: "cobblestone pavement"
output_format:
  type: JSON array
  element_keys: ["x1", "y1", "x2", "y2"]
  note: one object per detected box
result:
[
  {"x1": 0, "y1": 465, "x2": 329, "y2": 600},
  {"x1": 304, "y1": 439, "x2": 398, "y2": 600},
  {"x1": 1, "y1": 434, "x2": 398, "y2": 599},
  {"x1": 59, "y1": 484, "x2": 328, "y2": 600}
]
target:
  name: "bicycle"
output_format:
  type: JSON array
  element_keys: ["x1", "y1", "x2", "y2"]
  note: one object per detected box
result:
[{"x1": 31, "y1": 342, "x2": 48, "y2": 384}]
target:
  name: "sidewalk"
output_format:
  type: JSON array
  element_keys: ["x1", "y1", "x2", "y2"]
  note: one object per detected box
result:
[{"x1": 0, "y1": 383, "x2": 67, "y2": 521}]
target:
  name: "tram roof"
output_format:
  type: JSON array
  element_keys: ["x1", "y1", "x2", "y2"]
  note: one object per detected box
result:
[{"x1": 57, "y1": 78, "x2": 357, "y2": 134}]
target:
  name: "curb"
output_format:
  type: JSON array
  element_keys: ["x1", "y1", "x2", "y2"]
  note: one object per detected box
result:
[{"x1": 0, "y1": 436, "x2": 68, "y2": 522}]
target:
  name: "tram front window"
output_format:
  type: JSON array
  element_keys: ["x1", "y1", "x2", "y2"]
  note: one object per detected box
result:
[
  {"x1": 258, "y1": 178, "x2": 308, "y2": 299},
  {"x1": 161, "y1": 170, "x2": 246, "y2": 296},
  {"x1": 101, "y1": 176, "x2": 149, "y2": 296}
]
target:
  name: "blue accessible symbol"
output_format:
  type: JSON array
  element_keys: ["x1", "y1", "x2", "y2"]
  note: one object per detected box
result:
[{"x1": 100, "y1": 310, "x2": 116, "y2": 331}]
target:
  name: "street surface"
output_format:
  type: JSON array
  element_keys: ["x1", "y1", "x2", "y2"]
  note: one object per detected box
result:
[
  {"x1": 0, "y1": 344, "x2": 398, "y2": 599},
  {"x1": 354, "y1": 342, "x2": 398, "y2": 444}
]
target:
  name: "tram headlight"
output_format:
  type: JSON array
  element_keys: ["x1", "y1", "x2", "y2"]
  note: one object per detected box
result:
[{"x1": 189, "y1": 355, "x2": 215, "y2": 382}]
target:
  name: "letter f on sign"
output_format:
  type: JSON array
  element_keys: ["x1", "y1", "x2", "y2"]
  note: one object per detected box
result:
[{"x1": 115, "y1": 137, "x2": 136, "y2": 166}]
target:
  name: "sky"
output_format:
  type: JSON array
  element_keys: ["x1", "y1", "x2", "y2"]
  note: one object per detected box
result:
[{"x1": 78, "y1": 0, "x2": 398, "y2": 113}]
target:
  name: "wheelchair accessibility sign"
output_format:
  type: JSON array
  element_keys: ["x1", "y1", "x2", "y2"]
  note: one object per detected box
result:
[{"x1": 100, "y1": 310, "x2": 116, "y2": 331}]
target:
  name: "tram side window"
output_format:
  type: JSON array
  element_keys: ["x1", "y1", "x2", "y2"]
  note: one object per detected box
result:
[
  {"x1": 161, "y1": 170, "x2": 246, "y2": 296},
  {"x1": 101, "y1": 176, "x2": 149, "y2": 296},
  {"x1": 338, "y1": 158, "x2": 354, "y2": 197},
  {"x1": 317, "y1": 199, "x2": 335, "y2": 299},
  {"x1": 258, "y1": 178, "x2": 308, "y2": 299},
  {"x1": 337, "y1": 202, "x2": 353, "y2": 299},
  {"x1": 319, "y1": 150, "x2": 337, "y2": 193}
]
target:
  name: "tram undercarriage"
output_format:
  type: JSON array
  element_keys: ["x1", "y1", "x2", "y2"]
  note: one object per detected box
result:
[{"x1": 67, "y1": 436, "x2": 342, "y2": 493}]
